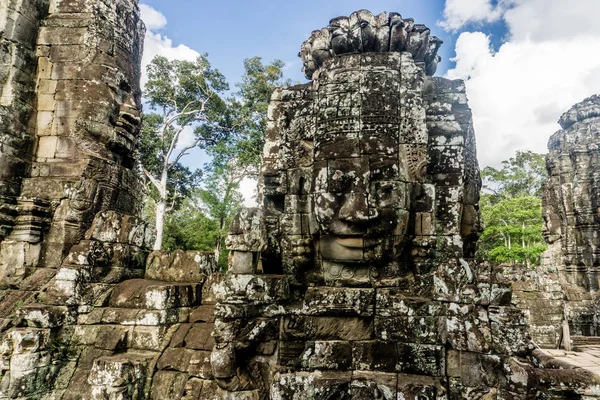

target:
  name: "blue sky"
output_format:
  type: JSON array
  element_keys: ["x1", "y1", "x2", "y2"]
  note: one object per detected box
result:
[
  {"x1": 140, "y1": 0, "x2": 507, "y2": 85},
  {"x1": 139, "y1": 0, "x2": 600, "y2": 203}
]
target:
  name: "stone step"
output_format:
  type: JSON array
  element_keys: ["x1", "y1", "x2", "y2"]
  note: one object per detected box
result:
[
  {"x1": 78, "y1": 306, "x2": 190, "y2": 327},
  {"x1": 573, "y1": 336, "x2": 600, "y2": 347},
  {"x1": 108, "y1": 279, "x2": 202, "y2": 310}
]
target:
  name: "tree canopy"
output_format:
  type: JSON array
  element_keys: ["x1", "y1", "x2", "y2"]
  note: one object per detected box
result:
[
  {"x1": 208, "y1": 57, "x2": 291, "y2": 179},
  {"x1": 139, "y1": 55, "x2": 290, "y2": 263},
  {"x1": 478, "y1": 151, "x2": 548, "y2": 267},
  {"x1": 481, "y1": 150, "x2": 547, "y2": 203},
  {"x1": 139, "y1": 55, "x2": 229, "y2": 250}
]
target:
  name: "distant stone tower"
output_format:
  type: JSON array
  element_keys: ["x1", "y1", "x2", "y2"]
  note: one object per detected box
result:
[
  {"x1": 540, "y1": 95, "x2": 600, "y2": 336},
  {"x1": 213, "y1": 10, "x2": 599, "y2": 399}
]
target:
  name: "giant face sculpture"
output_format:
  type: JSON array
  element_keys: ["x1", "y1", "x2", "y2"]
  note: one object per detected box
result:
[
  {"x1": 311, "y1": 55, "x2": 411, "y2": 269},
  {"x1": 313, "y1": 151, "x2": 409, "y2": 264},
  {"x1": 57, "y1": 0, "x2": 143, "y2": 169}
]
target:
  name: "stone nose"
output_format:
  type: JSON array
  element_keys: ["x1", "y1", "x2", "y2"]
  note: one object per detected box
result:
[{"x1": 338, "y1": 192, "x2": 379, "y2": 223}]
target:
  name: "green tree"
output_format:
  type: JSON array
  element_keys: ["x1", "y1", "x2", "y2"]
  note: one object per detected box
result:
[
  {"x1": 478, "y1": 151, "x2": 548, "y2": 267},
  {"x1": 479, "y1": 196, "x2": 547, "y2": 267},
  {"x1": 208, "y1": 57, "x2": 291, "y2": 179},
  {"x1": 139, "y1": 55, "x2": 229, "y2": 250},
  {"x1": 197, "y1": 164, "x2": 244, "y2": 266},
  {"x1": 160, "y1": 165, "x2": 242, "y2": 269},
  {"x1": 481, "y1": 150, "x2": 546, "y2": 203},
  {"x1": 163, "y1": 198, "x2": 220, "y2": 253}
]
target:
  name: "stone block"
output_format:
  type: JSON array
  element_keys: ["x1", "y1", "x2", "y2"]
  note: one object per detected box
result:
[
  {"x1": 375, "y1": 289, "x2": 447, "y2": 317},
  {"x1": 352, "y1": 341, "x2": 397, "y2": 371},
  {"x1": 157, "y1": 347, "x2": 193, "y2": 372},
  {"x1": 228, "y1": 251, "x2": 256, "y2": 274},
  {"x1": 131, "y1": 325, "x2": 169, "y2": 351},
  {"x1": 396, "y1": 342, "x2": 445, "y2": 376},
  {"x1": 281, "y1": 316, "x2": 373, "y2": 341},
  {"x1": 17, "y1": 304, "x2": 70, "y2": 328},
  {"x1": 215, "y1": 274, "x2": 289, "y2": 305},
  {"x1": 302, "y1": 287, "x2": 375, "y2": 316},
  {"x1": 184, "y1": 323, "x2": 216, "y2": 350},
  {"x1": 446, "y1": 303, "x2": 491, "y2": 353},
  {"x1": 375, "y1": 315, "x2": 446, "y2": 344},
  {"x1": 279, "y1": 341, "x2": 353, "y2": 371},
  {"x1": 146, "y1": 250, "x2": 216, "y2": 282},
  {"x1": 190, "y1": 305, "x2": 215, "y2": 323},
  {"x1": 446, "y1": 350, "x2": 502, "y2": 387},
  {"x1": 271, "y1": 371, "x2": 352, "y2": 400},
  {"x1": 149, "y1": 370, "x2": 189, "y2": 399},
  {"x1": 108, "y1": 279, "x2": 202, "y2": 310},
  {"x1": 396, "y1": 374, "x2": 447, "y2": 399},
  {"x1": 36, "y1": 136, "x2": 58, "y2": 159},
  {"x1": 88, "y1": 354, "x2": 150, "y2": 388},
  {"x1": 2, "y1": 328, "x2": 50, "y2": 355}
]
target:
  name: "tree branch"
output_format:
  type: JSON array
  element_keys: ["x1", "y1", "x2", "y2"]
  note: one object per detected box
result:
[{"x1": 140, "y1": 165, "x2": 162, "y2": 193}]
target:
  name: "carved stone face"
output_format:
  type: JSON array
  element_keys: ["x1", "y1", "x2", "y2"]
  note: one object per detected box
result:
[
  {"x1": 313, "y1": 140, "x2": 410, "y2": 264},
  {"x1": 310, "y1": 55, "x2": 411, "y2": 266},
  {"x1": 314, "y1": 156, "x2": 409, "y2": 264},
  {"x1": 108, "y1": 77, "x2": 142, "y2": 167},
  {"x1": 68, "y1": 1, "x2": 143, "y2": 168}
]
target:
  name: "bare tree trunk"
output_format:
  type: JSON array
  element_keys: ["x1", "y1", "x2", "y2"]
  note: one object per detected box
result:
[
  {"x1": 153, "y1": 168, "x2": 169, "y2": 251},
  {"x1": 154, "y1": 199, "x2": 166, "y2": 250},
  {"x1": 214, "y1": 216, "x2": 225, "y2": 266}
]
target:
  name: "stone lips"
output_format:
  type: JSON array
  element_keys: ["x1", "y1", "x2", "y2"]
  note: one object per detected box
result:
[{"x1": 299, "y1": 10, "x2": 443, "y2": 79}]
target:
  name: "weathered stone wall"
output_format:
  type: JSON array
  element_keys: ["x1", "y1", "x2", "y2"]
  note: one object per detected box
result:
[
  {"x1": 0, "y1": 0, "x2": 145, "y2": 286},
  {"x1": 543, "y1": 95, "x2": 600, "y2": 292},
  {"x1": 0, "y1": 1, "x2": 160, "y2": 398},
  {"x1": 502, "y1": 264, "x2": 565, "y2": 348},
  {"x1": 0, "y1": 0, "x2": 49, "y2": 241}
]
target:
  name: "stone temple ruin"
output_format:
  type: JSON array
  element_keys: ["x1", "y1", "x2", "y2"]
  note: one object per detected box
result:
[{"x1": 0, "y1": 2, "x2": 600, "y2": 399}]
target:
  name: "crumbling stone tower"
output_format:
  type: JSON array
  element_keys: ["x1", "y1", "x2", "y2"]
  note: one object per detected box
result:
[
  {"x1": 212, "y1": 10, "x2": 600, "y2": 400},
  {"x1": 539, "y1": 95, "x2": 600, "y2": 336},
  {"x1": 0, "y1": 0, "x2": 145, "y2": 285}
]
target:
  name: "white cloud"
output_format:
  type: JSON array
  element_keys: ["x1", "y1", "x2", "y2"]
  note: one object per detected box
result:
[
  {"x1": 444, "y1": 0, "x2": 600, "y2": 167},
  {"x1": 446, "y1": 32, "x2": 492, "y2": 80},
  {"x1": 139, "y1": 4, "x2": 167, "y2": 31},
  {"x1": 239, "y1": 178, "x2": 258, "y2": 207},
  {"x1": 139, "y1": 4, "x2": 199, "y2": 89},
  {"x1": 439, "y1": 0, "x2": 508, "y2": 31},
  {"x1": 504, "y1": 0, "x2": 600, "y2": 42}
]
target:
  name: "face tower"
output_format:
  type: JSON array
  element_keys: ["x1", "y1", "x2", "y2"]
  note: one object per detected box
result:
[{"x1": 210, "y1": 10, "x2": 558, "y2": 400}]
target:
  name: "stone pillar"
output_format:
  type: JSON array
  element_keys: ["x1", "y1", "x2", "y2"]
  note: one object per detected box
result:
[{"x1": 0, "y1": 0, "x2": 50, "y2": 240}]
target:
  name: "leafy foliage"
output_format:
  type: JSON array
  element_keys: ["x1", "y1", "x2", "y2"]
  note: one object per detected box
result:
[
  {"x1": 481, "y1": 150, "x2": 547, "y2": 203},
  {"x1": 141, "y1": 56, "x2": 289, "y2": 258},
  {"x1": 208, "y1": 57, "x2": 291, "y2": 178},
  {"x1": 479, "y1": 196, "x2": 547, "y2": 266},
  {"x1": 161, "y1": 164, "x2": 243, "y2": 269},
  {"x1": 478, "y1": 151, "x2": 548, "y2": 267},
  {"x1": 139, "y1": 55, "x2": 229, "y2": 249},
  {"x1": 163, "y1": 199, "x2": 220, "y2": 252}
]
